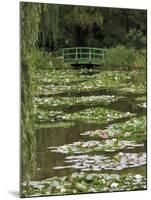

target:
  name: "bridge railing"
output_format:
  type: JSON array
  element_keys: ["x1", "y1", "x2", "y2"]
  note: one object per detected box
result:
[{"x1": 60, "y1": 47, "x2": 107, "y2": 65}]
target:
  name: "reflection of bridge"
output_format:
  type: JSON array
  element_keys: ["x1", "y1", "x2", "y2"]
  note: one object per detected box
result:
[{"x1": 61, "y1": 47, "x2": 106, "y2": 65}]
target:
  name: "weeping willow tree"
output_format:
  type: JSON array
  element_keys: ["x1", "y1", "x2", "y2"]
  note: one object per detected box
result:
[
  {"x1": 39, "y1": 4, "x2": 60, "y2": 50},
  {"x1": 20, "y1": 2, "x2": 41, "y2": 192},
  {"x1": 73, "y1": 7, "x2": 103, "y2": 28}
]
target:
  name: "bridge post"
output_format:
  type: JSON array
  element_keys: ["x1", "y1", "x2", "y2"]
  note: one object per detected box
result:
[
  {"x1": 76, "y1": 48, "x2": 78, "y2": 62},
  {"x1": 103, "y1": 50, "x2": 104, "y2": 61},
  {"x1": 62, "y1": 49, "x2": 64, "y2": 61},
  {"x1": 89, "y1": 48, "x2": 91, "y2": 63},
  {"x1": 102, "y1": 50, "x2": 104, "y2": 63}
]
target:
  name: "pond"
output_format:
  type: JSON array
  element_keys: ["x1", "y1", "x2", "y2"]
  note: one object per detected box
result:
[{"x1": 22, "y1": 68, "x2": 147, "y2": 197}]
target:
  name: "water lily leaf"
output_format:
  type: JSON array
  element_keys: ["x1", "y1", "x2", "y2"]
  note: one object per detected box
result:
[
  {"x1": 51, "y1": 180, "x2": 61, "y2": 189},
  {"x1": 75, "y1": 182, "x2": 87, "y2": 192},
  {"x1": 85, "y1": 174, "x2": 94, "y2": 182}
]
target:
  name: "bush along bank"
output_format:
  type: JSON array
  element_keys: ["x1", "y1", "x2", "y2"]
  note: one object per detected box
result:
[{"x1": 103, "y1": 46, "x2": 146, "y2": 70}]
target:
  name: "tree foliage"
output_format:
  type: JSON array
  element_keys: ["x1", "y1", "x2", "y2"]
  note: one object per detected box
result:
[
  {"x1": 21, "y1": 2, "x2": 41, "y2": 187},
  {"x1": 37, "y1": 4, "x2": 146, "y2": 50}
]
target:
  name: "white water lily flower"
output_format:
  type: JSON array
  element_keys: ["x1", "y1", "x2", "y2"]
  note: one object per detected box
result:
[
  {"x1": 61, "y1": 188, "x2": 66, "y2": 193},
  {"x1": 118, "y1": 152, "x2": 124, "y2": 157},
  {"x1": 111, "y1": 182, "x2": 119, "y2": 188},
  {"x1": 112, "y1": 138, "x2": 117, "y2": 142},
  {"x1": 134, "y1": 174, "x2": 142, "y2": 180},
  {"x1": 126, "y1": 112, "x2": 130, "y2": 115}
]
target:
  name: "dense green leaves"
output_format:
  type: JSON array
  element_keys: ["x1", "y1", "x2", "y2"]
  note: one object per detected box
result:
[
  {"x1": 81, "y1": 116, "x2": 146, "y2": 143},
  {"x1": 73, "y1": 7, "x2": 103, "y2": 29},
  {"x1": 104, "y1": 46, "x2": 135, "y2": 69},
  {"x1": 21, "y1": 172, "x2": 146, "y2": 197},
  {"x1": 34, "y1": 69, "x2": 146, "y2": 96},
  {"x1": 21, "y1": 2, "x2": 41, "y2": 187},
  {"x1": 37, "y1": 4, "x2": 146, "y2": 50},
  {"x1": 49, "y1": 139, "x2": 143, "y2": 154}
]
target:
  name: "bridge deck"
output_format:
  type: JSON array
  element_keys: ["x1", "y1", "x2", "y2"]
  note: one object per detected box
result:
[{"x1": 61, "y1": 47, "x2": 106, "y2": 65}]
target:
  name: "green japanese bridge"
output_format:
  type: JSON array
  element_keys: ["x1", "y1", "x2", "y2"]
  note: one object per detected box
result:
[{"x1": 60, "y1": 47, "x2": 106, "y2": 65}]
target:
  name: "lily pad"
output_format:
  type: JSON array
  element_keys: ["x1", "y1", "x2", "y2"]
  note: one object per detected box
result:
[{"x1": 22, "y1": 171, "x2": 146, "y2": 197}]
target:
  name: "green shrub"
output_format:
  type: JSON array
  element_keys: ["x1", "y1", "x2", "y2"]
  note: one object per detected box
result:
[
  {"x1": 31, "y1": 49, "x2": 50, "y2": 69},
  {"x1": 31, "y1": 49, "x2": 71, "y2": 70},
  {"x1": 49, "y1": 55, "x2": 70, "y2": 69},
  {"x1": 134, "y1": 49, "x2": 146, "y2": 69},
  {"x1": 104, "y1": 45, "x2": 135, "y2": 70}
]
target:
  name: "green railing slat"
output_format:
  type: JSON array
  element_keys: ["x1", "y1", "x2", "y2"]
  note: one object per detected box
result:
[{"x1": 63, "y1": 52, "x2": 103, "y2": 56}]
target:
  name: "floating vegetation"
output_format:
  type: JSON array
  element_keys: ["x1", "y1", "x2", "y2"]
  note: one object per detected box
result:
[
  {"x1": 35, "y1": 104, "x2": 135, "y2": 127},
  {"x1": 35, "y1": 110, "x2": 64, "y2": 122},
  {"x1": 35, "y1": 70, "x2": 146, "y2": 96},
  {"x1": 81, "y1": 116, "x2": 146, "y2": 143},
  {"x1": 63, "y1": 107, "x2": 135, "y2": 125},
  {"x1": 35, "y1": 95, "x2": 122, "y2": 110},
  {"x1": 21, "y1": 171, "x2": 146, "y2": 197},
  {"x1": 48, "y1": 139, "x2": 144, "y2": 154},
  {"x1": 53, "y1": 152, "x2": 146, "y2": 171},
  {"x1": 135, "y1": 96, "x2": 146, "y2": 102},
  {"x1": 36, "y1": 121, "x2": 75, "y2": 129},
  {"x1": 136, "y1": 95, "x2": 146, "y2": 109},
  {"x1": 34, "y1": 69, "x2": 92, "y2": 85},
  {"x1": 137, "y1": 102, "x2": 146, "y2": 109},
  {"x1": 23, "y1": 68, "x2": 147, "y2": 197}
]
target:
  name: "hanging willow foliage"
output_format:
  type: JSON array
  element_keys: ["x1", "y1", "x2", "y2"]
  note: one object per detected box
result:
[
  {"x1": 73, "y1": 7, "x2": 103, "y2": 29},
  {"x1": 51, "y1": 5, "x2": 59, "y2": 49},
  {"x1": 39, "y1": 4, "x2": 60, "y2": 50},
  {"x1": 20, "y1": 2, "x2": 41, "y2": 190}
]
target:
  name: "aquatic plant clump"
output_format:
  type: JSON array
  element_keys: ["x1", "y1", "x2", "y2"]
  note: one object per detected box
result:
[
  {"x1": 34, "y1": 104, "x2": 135, "y2": 128},
  {"x1": 63, "y1": 107, "x2": 135, "y2": 125},
  {"x1": 81, "y1": 116, "x2": 146, "y2": 142},
  {"x1": 35, "y1": 95, "x2": 122, "y2": 110},
  {"x1": 34, "y1": 70, "x2": 146, "y2": 96},
  {"x1": 53, "y1": 152, "x2": 146, "y2": 171},
  {"x1": 48, "y1": 139, "x2": 144, "y2": 154},
  {"x1": 21, "y1": 172, "x2": 146, "y2": 197},
  {"x1": 24, "y1": 68, "x2": 147, "y2": 196}
]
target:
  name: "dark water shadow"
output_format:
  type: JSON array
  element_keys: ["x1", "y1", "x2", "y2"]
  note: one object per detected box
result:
[
  {"x1": 62, "y1": 98, "x2": 146, "y2": 115},
  {"x1": 38, "y1": 88, "x2": 145, "y2": 98}
]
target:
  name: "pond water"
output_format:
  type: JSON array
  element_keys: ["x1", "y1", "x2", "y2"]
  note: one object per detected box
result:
[{"x1": 22, "y1": 68, "x2": 147, "y2": 196}]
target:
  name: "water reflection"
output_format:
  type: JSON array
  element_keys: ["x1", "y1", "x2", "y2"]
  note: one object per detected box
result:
[{"x1": 36, "y1": 122, "x2": 103, "y2": 180}]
